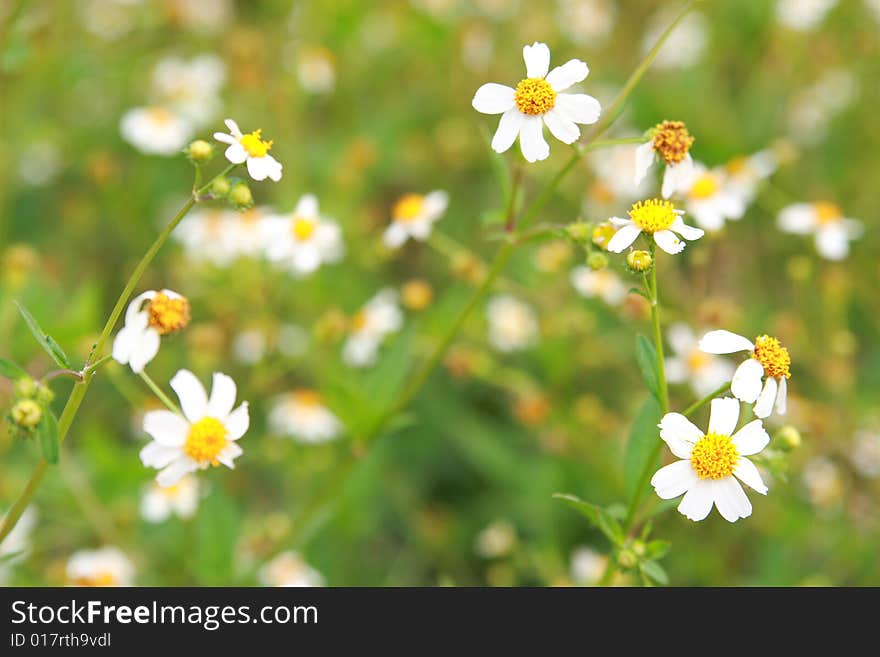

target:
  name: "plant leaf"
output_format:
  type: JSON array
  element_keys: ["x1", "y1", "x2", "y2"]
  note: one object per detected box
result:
[
  {"x1": 641, "y1": 560, "x2": 669, "y2": 586},
  {"x1": 39, "y1": 410, "x2": 59, "y2": 464},
  {"x1": 646, "y1": 540, "x2": 671, "y2": 561},
  {"x1": 15, "y1": 301, "x2": 71, "y2": 368},
  {"x1": 0, "y1": 357, "x2": 26, "y2": 380},
  {"x1": 635, "y1": 334, "x2": 661, "y2": 401},
  {"x1": 553, "y1": 493, "x2": 624, "y2": 546},
  {"x1": 623, "y1": 396, "x2": 662, "y2": 500}
]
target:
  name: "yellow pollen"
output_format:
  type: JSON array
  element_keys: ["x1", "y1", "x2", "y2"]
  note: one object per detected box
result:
[
  {"x1": 726, "y1": 155, "x2": 749, "y2": 175},
  {"x1": 751, "y1": 334, "x2": 791, "y2": 379},
  {"x1": 514, "y1": 77, "x2": 556, "y2": 115},
  {"x1": 393, "y1": 194, "x2": 425, "y2": 222},
  {"x1": 687, "y1": 349, "x2": 710, "y2": 372},
  {"x1": 292, "y1": 216, "x2": 316, "y2": 241},
  {"x1": 184, "y1": 416, "x2": 228, "y2": 466},
  {"x1": 813, "y1": 201, "x2": 842, "y2": 225},
  {"x1": 351, "y1": 310, "x2": 368, "y2": 332},
  {"x1": 148, "y1": 107, "x2": 174, "y2": 124},
  {"x1": 689, "y1": 174, "x2": 719, "y2": 200},
  {"x1": 592, "y1": 222, "x2": 616, "y2": 250},
  {"x1": 239, "y1": 129, "x2": 273, "y2": 158},
  {"x1": 652, "y1": 120, "x2": 694, "y2": 165},
  {"x1": 691, "y1": 432, "x2": 739, "y2": 480},
  {"x1": 147, "y1": 293, "x2": 190, "y2": 336},
  {"x1": 293, "y1": 389, "x2": 323, "y2": 407},
  {"x1": 628, "y1": 199, "x2": 678, "y2": 233}
]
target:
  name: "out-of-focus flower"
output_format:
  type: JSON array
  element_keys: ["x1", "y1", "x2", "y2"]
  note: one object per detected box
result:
[
  {"x1": 259, "y1": 551, "x2": 324, "y2": 587},
  {"x1": 606, "y1": 199, "x2": 704, "y2": 255},
  {"x1": 232, "y1": 328, "x2": 267, "y2": 364},
  {"x1": 342, "y1": 289, "x2": 404, "y2": 367},
  {"x1": 66, "y1": 546, "x2": 135, "y2": 587},
  {"x1": 570, "y1": 546, "x2": 608, "y2": 586},
  {"x1": 214, "y1": 118, "x2": 282, "y2": 182},
  {"x1": 140, "y1": 370, "x2": 249, "y2": 487},
  {"x1": 151, "y1": 55, "x2": 226, "y2": 127},
  {"x1": 776, "y1": 0, "x2": 837, "y2": 31},
  {"x1": 228, "y1": 207, "x2": 272, "y2": 259},
  {"x1": 634, "y1": 120, "x2": 695, "y2": 199},
  {"x1": 401, "y1": 279, "x2": 434, "y2": 310},
  {"x1": 112, "y1": 290, "x2": 190, "y2": 373},
  {"x1": 777, "y1": 202, "x2": 862, "y2": 261},
  {"x1": 486, "y1": 295, "x2": 538, "y2": 353},
  {"x1": 472, "y1": 42, "x2": 601, "y2": 163},
  {"x1": 723, "y1": 150, "x2": 778, "y2": 204},
  {"x1": 786, "y1": 69, "x2": 858, "y2": 144},
  {"x1": 513, "y1": 393, "x2": 551, "y2": 426},
  {"x1": 296, "y1": 46, "x2": 336, "y2": 94},
  {"x1": 269, "y1": 390, "x2": 342, "y2": 444},
  {"x1": 867, "y1": 0, "x2": 880, "y2": 23},
  {"x1": 589, "y1": 143, "x2": 651, "y2": 204},
  {"x1": 78, "y1": 0, "x2": 138, "y2": 40},
  {"x1": 163, "y1": 0, "x2": 234, "y2": 33},
  {"x1": 652, "y1": 397, "x2": 770, "y2": 522},
  {"x1": 0, "y1": 507, "x2": 36, "y2": 584},
  {"x1": 264, "y1": 195, "x2": 344, "y2": 276},
  {"x1": 556, "y1": 0, "x2": 616, "y2": 46},
  {"x1": 140, "y1": 475, "x2": 199, "y2": 522},
  {"x1": 850, "y1": 430, "x2": 880, "y2": 478},
  {"x1": 570, "y1": 267, "x2": 626, "y2": 305},
  {"x1": 802, "y1": 457, "x2": 844, "y2": 508},
  {"x1": 665, "y1": 323, "x2": 735, "y2": 397},
  {"x1": 174, "y1": 209, "x2": 238, "y2": 266},
  {"x1": 699, "y1": 330, "x2": 791, "y2": 419},
  {"x1": 383, "y1": 191, "x2": 448, "y2": 249},
  {"x1": 17, "y1": 140, "x2": 62, "y2": 186},
  {"x1": 679, "y1": 163, "x2": 745, "y2": 232},
  {"x1": 641, "y1": 9, "x2": 708, "y2": 70},
  {"x1": 474, "y1": 519, "x2": 517, "y2": 558},
  {"x1": 120, "y1": 106, "x2": 193, "y2": 155}
]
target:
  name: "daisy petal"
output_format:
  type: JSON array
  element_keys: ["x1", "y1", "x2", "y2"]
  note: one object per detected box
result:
[
  {"x1": 651, "y1": 460, "x2": 698, "y2": 499},
  {"x1": 519, "y1": 115, "x2": 550, "y2": 162},
  {"x1": 143, "y1": 410, "x2": 188, "y2": 447},
  {"x1": 653, "y1": 229, "x2": 685, "y2": 254},
  {"x1": 543, "y1": 107, "x2": 580, "y2": 144},
  {"x1": 815, "y1": 224, "x2": 850, "y2": 261},
  {"x1": 224, "y1": 143, "x2": 247, "y2": 164},
  {"x1": 699, "y1": 330, "x2": 754, "y2": 355},
  {"x1": 634, "y1": 141, "x2": 655, "y2": 185},
  {"x1": 225, "y1": 402, "x2": 250, "y2": 440},
  {"x1": 208, "y1": 372, "x2": 237, "y2": 418},
  {"x1": 216, "y1": 442, "x2": 243, "y2": 468},
  {"x1": 775, "y1": 376, "x2": 787, "y2": 415},
  {"x1": 732, "y1": 419, "x2": 770, "y2": 456},
  {"x1": 546, "y1": 59, "x2": 589, "y2": 91},
  {"x1": 554, "y1": 93, "x2": 601, "y2": 125},
  {"x1": 157, "y1": 457, "x2": 198, "y2": 488},
  {"x1": 383, "y1": 223, "x2": 409, "y2": 249},
  {"x1": 661, "y1": 154, "x2": 694, "y2": 199},
  {"x1": 139, "y1": 442, "x2": 181, "y2": 469},
  {"x1": 671, "y1": 217, "x2": 704, "y2": 240},
  {"x1": 472, "y1": 83, "x2": 516, "y2": 115},
  {"x1": 170, "y1": 369, "x2": 208, "y2": 423},
  {"x1": 777, "y1": 203, "x2": 816, "y2": 234},
  {"x1": 128, "y1": 329, "x2": 160, "y2": 374},
  {"x1": 523, "y1": 42, "x2": 550, "y2": 78},
  {"x1": 708, "y1": 397, "x2": 740, "y2": 436},
  {"x1": 247, "y1": 156, "x2": 269, "y2": 181},
  {"x1": 677, "y1": 479, "x2": 714, "y2": 521},
  {"x1": 712, "y1": 478, "x2": 752, "y2": 522},
  {"x1": 659, "y1": 412, "x2": 702, "y2": 459},
  {"x1": 213, "y1": 132, "x2": 236, "y2": 145},
  {"x1": 605, "y1": 223, "x2": 641, "y2": 253},
  {"x1": 753, "y1": 376, "x2": 778, "y2": 419},
  {"x1": 734, "y1": 457, "x2": 768, "y2": 494},
  {"x1": 224, "y1": 118, "x2": 241, "y2": 136},
  {"x1": 731, "y1": 358, "x2": 764, "y2": 403},
  {"x1": 491, "y1": 107, "x2": 524, "y2": 154}
]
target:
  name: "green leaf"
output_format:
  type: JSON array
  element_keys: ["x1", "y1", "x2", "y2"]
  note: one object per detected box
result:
[
  {"x1": 623, "y1": 396, "x2": 662, "y2": 500},
  {"x1": 635, "y1": 334, "x2": 661, "y2": 401},
  {"x1": 641, "y1": 560, "x2": 669, "y2": 586},
  {"x1": 646, "y1": 540, "x2": 671, "y2": 561},
  {"x1": 15, "y1": 301, "x2": 71, "y2": 368},
  {"x1": 553, "y1": 494, "x2": 625, "y2": 546},
  {"x1": 39, "y1": 411, "x2": 59, "y2": 464},
  {"x1": 0, "y1": 357, "x2": 26, "y2": 380}
]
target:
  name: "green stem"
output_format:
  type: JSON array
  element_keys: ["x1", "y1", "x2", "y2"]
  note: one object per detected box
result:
[{"x1": 139, "y1": 370, "x2": 181, "y2": 414}]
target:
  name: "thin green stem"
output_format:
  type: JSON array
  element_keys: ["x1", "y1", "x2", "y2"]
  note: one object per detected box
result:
[
  {"x1": 139, "y1": 370, "x2": 181, "y2": 414},
  {"x1": 517, "y1": 149, "x2": 581, "y2": 231}
]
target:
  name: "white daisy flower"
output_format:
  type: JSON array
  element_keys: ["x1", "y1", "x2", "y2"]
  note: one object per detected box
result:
[
  {"x1": 699, "y1": 330, "x2": 792, "y2": 419},
  {"x1": 724, "y1": 149, "x2": 778, "y2": 203},
  {"x1": 264, "y1": 195, "x2": 344, "y2": 276},
  {"x1": 151, "y1": 54, "x2": 226, "y2": 127},
  {"x1": 383, "y1": 191, "x2": 449, "y2": 249},
  {"x1": 259, "y1": 551, "x2": 324, "y2": 587},
  {"x1": 570, "y1": 266, "x2": 627, "y2": 305},
  {"x1": 556, "y1": 0, "x2": 616, "y2": 47},
  {"x1": 679, "y1": 163, "x2": 746, "y2": 232},
  {"x1": 777, "y1": 201, "x2": 862, "y2": 261},
  {"x1": 112, "y1": 289, "x2": 190, "y2": 373},
  {"x1": 268, "y1": 390, "x2": 342, "y2": 444},
  {"x1": 486, "y1": 294, "x2": 538, "y2": 353},
  {"x1": 66, "y1": 546, "x2": 135, "y2": 587},
  {"x1": 472, "y1": 41, "x2": 601, "y2": 163},
  {"x1": 214, "y1": 118, "x2": 282, "y2": 182},
  {"x1": 606, "y1": 198, "x2": 704, "y2": 255},
  {"x1": 665, "y1": 323, "x2": 736, "y2": 397},
  {"x1": 342, "y1": 289, "x2": 404, "y2": 367},
  {"x1": 140, "y1": 475, "x2": 200, "y2": 523},
  {"x1": 633, "y1": 120, "x2": 695, "y2": 199},
  {"x1": 651, "y1": 397, "x2": 770, "y2": 522},
  {"x1": 139, "y1": 370, "x2": 249, "y2": 487},
  {"x1": 120, "y1": 106, "x2": 193, "y2": 155}
]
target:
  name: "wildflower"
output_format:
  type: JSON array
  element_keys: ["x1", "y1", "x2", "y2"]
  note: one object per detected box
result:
[
  {"x1": 383, "y1": 191, "x2": 449, "y2": 249},
  {"x1": 112, "y1": 290, "x2": 190, "y2": 373},
  {"x1": 570, "y1": 267, "x2": 626, "y2": 305},
  {"x1": 139, "y1": 370, "x2": 249, "y2": 487},
  {"x1": 699, "y1": 330, "x2": 791, "y2": 418},
  {"x1": 295, "y1": 47, "x2": 336, "y2": 94},
  {"x1": 591, "y1": 222, "x2": 616, "y2": 250},
  {"x1": 486, "y1": 295, "x2": 538, "y2": 353},
  {"x1": 151, "y1": 55, "x2": 226, "y2": 127},
  {"x1": 140, "y1": 475, "x2": 200, "y2": 522},
  {"x1": 724, "y1": 149, "x2": 778, "y2": 204},
  {"x1": 174, "y1": 209, "x2": 238, "y2": 266},
  {"x1": 586, "y1": 252, "x2": 608, "y2": 271},
  {"x1": 626, "y1": 249, "x2": 652, "y2": 272},
  {"x1": 185, "y1": 139, "x2": 214, "y2": 164},
  {"x1": 214, "y1": 118, "x2": 282, "y2": 182},
  {"x1": 679, "y1": 163, "x2": 745, "y2": 231},
  {"x1": 665, "y1": 323, "x2": 735, "y2": 397},
  {"x1": 229, "y1": 181, "x2": 254, "y2": 210},
  {"x1": 120, "y1": 106, "x2": 193, "y2": 155},
  {"x1": 342, "y1": 289, "x2": 404, "y2": 367},
  {"x1": 268, "y1": 390, "x2": 342, "y2": 444},
  {"x1": 606, "y1": 199, "x2": 704, "y2": 255},
  {"x1": 634, "y1": 120, "x2": 695, "y2": 199},
  {"x1": 556, "y1": 0, "x2": 616, "y2": 47},
  {"x1": 66, "y1": 546, "x2": 135, "y2": 586},
  {"x1": 570, "y1": 546, "x2": 608, "y2": 586},
  {"x1": 651, "y1": 397, "x2": 770, "y2": 522},
  {"x1": 264, "y1": 195, "x2": 344, "y2": 276},
  {"x1": 472, "y1": 42, "x2": 601, "y2": 162},
  {"x1": 10, "y1": 400, "x2": 42, "y2": 430},
  {"x1": 777, "y1": 201, "x2": 862, "y2": 261},
  {"x1": 259, "y1": 551, "x2": 325, "y2": 587},
  {"x1": 474, "y1": 520, "x2": 517, "y2": 558}
]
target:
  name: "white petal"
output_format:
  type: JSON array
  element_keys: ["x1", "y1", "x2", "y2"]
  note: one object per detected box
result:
[
  {"x1": 734, "y1": 457, "x2": 768, "y2": 494},
  {"x1": 608, "y1": 216, "x2": 630, "y2": 227},
  {"x1": 546, "y1": 59, "x2": 589, "y2": 91},
  {"x1": 472, "y1": 83, "x2": 516, "y2": 114},
  {"x1": 543, "y1": 107, "x2": 580, "y2": 144},
  {"x1": 753, "y1": 376, "x2": 778, "y2": 419},
  {"x1": 383, "y1": 223, "x2": 409, "y2": 249},
  {"x1": 775, "y1": 377, "x2": 787, "y2": 415},
  {"x1": 634, "y1": 141, "x2": 655, "y2": 185},
  {"x1": 128, "y1": 329, "x2": 160, "y2": 374},
  {"x1": 661, "y1": 154, "x2": 694, "y2": 198},
  {"x1": 112, "y1": 326, "x2": 134, "y2": 365},
  {"x1": 815, "y1": 224, "x2": 850, "y2": 260},
  {"x1": 777, "y1": 203, "x2": 816, "y2": 234},
  {"x1": 216, "y1": 442, "x2": 243, "y2": 468},
  {"x1": 224, "y1": 118, "x2": 242, "y2": 137},
  {"x1": 712, "y1": 478, "x2": 752, "y2": 522},
  {"x1": 659, "y1": 412, "x2": 702, "y2": 459},
  {"x1": 224, "y1": 143, "x2": 247, "y2": 164},
  {"x1": 523, "y1": 42, "x2": 550, "y2": 78},
  {"x1": 605, "y1": 223, "x2": 641, "y2": 253},
  {"x1": 731, "y1": 358, "x2": 764, "y2": 403},
  {"x1": 409, "y1": 217, "x2": 434, "y2": 240},
  {"x1": 699, "y1": 330, "x2": 754, "y2": 355},
  {"x1": 677, "y1": 479, "x2": 714, "y2": 521},
  {"x1": 665, "y1": 357, "x2": 688, "y2": 383},
  {"x1": 651, "y1": 460, "x2": 698, "y2": 499},
  {"x1": 213, "y1": 132, "x2": 236, "y2": 145},
  {"x1": 519, "y1": 115, "x2": 549, "y2": 162},
  {"x1": 731, "y1": 419, "x2": 770, "y2": 456},
  {"x1": 294, "y1": 194, "x2": 319, "y2": 218},
  {"x1": 247, "y1": 156, "x2": 270, "y2": 181},
  {"x1": 708, "y1": 397, "x2": 740, "y2": 436},
  {"x1": 208, "y1": 372, "x2": 237, "y2": 418},
  {"x1": 156, "y1": 457, "x2": 198, "y2": 488},
  {"x1": 423, "y1": 190, "x2": 449, "y2": 218},
  {"x1": 666, "y1": 323, "x2": 695, "y2": 356},
  {"x1": 491, "y1": 107, "x2": 524, "y2": 154},
  {"x1": 263, "y1": 155, "x2": 283, "y2": 182},
  {"x1": 653, "y1": 229, "x2": 685, "y2": 255},
  {"x1": 554, "y1": 93, "x2": 601, "y2": 125},
  {"x1": 124, "y1": 291, "x2": 156, "y2": 326},
  {"x1": 143, "y1": 410, "x2": 188, "y2": 447},
  {"x1": 225, "y1": 402, "x2": 250, "y2": 440},
  {"x1": 140, "y1": 442, "x2": 182, "y2": 469},
  {"x1": 670, "y1": 217, "x2": 704, "y2": 240},
  {"x1": 170, "y1": 369, "x2": 208, "y2": 423}
]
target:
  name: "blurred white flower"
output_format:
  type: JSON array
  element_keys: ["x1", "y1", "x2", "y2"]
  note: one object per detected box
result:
[
  {"x1": 112, "y1": 289, "x2": 190, "y2": 373},
  {"x1": 606, "y1": 199, "x2": 703, "y2": 255},
  {"x1": 17, "y1": 140, "x2": 61, "y2": 186},
  {"x1": 383, "y1": 191, "x2": 448, "y2": 249},
  {"x1": 777, "y1": 201, "x2": 861, "y2": 261},
  {"x1": 174, "y1": 208, "x2": 239, "y2": 266},
  {"x1": 776, "y1": 0, "x2": 837, "y2": 31},
  {"x1": 486, "y1": 295, "x2": 538, "y2": 353},
  {"x1": 723, "y1": 149, "x2": 778, "y2": 204},
  {"x1": 570, "y1": 546, "x2": 608, "y2": 586},
  {"x1": 140, "y1": 475, "x2": 199, "y2": 522},
  {"x1": 140, "y1": 370, "x2": 249, "y2": 487},
  {"x1": 588, "y1": 142, "x2": 651, "y2": 203},
  {"x1": 232, "y1": 328, "x2": 267, "y2": 365},
  {"x1": 665, "y1": 323, "x2": 735, "y2": 397},
  {"x1": 296, "y1": 47, "x2": 336, "y2": 94},
  {"x1": 269, "y1": 390, "x2": 342, "y2": 444},
  {"x1": 642, "y1": 9, "x2": 708, "y2": 70},
  {"x1": 151, "y1": 55, "x2": 226, "y2": 126},
  {"x1": 786, "y1": 69, "x2": 858, "y2": 144},
  {"x1": 0, "y1": 507, "x2": 36, "y2": 584},
  {"x1": 67, "y1": 546, "x2": 135, "y2": 587},
  {"x1": 461, "y1": 24, "x2": 494, "y2": 73},
  {"x1": 679, "y1": 163, "x2": 746, "y2": 232},
  {"x1": 570, "y1": 267, "x2": 626, "y2": 306},
  {"x1": 867, "y1": 0, "x2": 880, "y2": 23},
  {"x1": 227, "y1": 207, "x2": 273, "y2": 259},
  {"x1": 259, "y1": 551, "x2": 324, "y2": 587},
  {"x1": 214, "y1": 118, "x2": 282, "y2": 182},
  {"x1": 78, "y1": 0, "x2": 138, "y2": 41},
  {"x1": 849, "y1": 431, "x2": 880, "y2": 479},
  {"x1": 120, "y1": 106, "x2": 193, "y2": 155},
  {"x1": 264, "y1": 195, "x2": 344, "y2": 276},
  {"x1": 342, "y1": 289, "x2": 404, "y2": 367},
  {"x1": 556, "y1": 0, "x2": 616, "y2": 46},
  {"x1": 474, "y1": 519, "x2": 517, "y2": 558},
  {"x1": 164, "y1": 0, "x2": 233, "y2": 34},
  {"x1": 802, "y1": 457, "x2": 844, "y2": 508},
  {"x1": 472, "y1": 42, "x2": 601, "y2": 163},
  {"x1": 633, "y1": 120, "x2": 695, "y2": 199}
]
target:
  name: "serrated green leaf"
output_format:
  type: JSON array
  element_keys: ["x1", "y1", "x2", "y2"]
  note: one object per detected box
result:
[
  {"x1": 39, "y1": 411, "x2": 59, "y2": 464},
  {"x1": 0, "y1": 357, "x2": 26, "y2": 380},
  {"x1": 635, "y1": 334, "x2": 661, "y2": 401},
  {"x1": 623, "y1": 396, "x2": 662, "y2": 500},
  {"x1": 15, "y1": 301, "x2": 71, "y2": 368},
  {"x1": 641, "y1": 560, "x2": 669, "y2": 586}
]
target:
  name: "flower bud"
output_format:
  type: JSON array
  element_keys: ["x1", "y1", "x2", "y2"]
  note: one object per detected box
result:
[
  {"x1": 617, "y1": 548, "x2": 638, "y2": 570},
  {"x1": 587, "y1": 252, "x2": 608, "y2": 271},
  {"x1": 14, "y1": 376, "x2": 38, "y2": 399},
  {"x1": 185, "y1": 139, "x2": 214, "y2": 164},
  {"x1": 776, "y1": 425, "x2": 802, "y2": 451},
  {"x1": 35, "y1": 382, "x2": 55, "y2": 405},
  {"x1": 229, "y1": 182, "x2": 254, "y2": 210},
  {"x1": 591, "y1": 222, "x2": 616, "y2": 251},
  {"x1": 211, "y1": 175, "x2": 232, "y2": 198},
  {"x1": 11, "y1": 399, "x2": 42, "y2": 429},
  {"x1": 401, "y1": 279, "x2": 433, "y2": 311},
  {"x1": 566, "y1": 221, "x2": 591, "y2": 243},
  {"x1": 627, "y1": 250, "x2": 653, "y2": 273}
]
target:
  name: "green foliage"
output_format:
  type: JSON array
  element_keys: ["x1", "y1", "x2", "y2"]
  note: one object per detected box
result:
[{"x1": 14, "y1": 301, "x2": 71, "y2": 369}]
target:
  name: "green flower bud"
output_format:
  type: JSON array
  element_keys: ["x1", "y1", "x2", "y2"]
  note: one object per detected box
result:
[
  {"x1": 566, "y1": 221, "x2": 591, "y2": 243},
  {"x1": 14, "y1": 376, "x2": 38, "y2": 399},
  {"x1": 617, "y1": 548, "x2": 638, "y2": 570},
  {"x1": 776, "y1": 425, "x2": 802, "y2": 451},
  {"x1": 627, "y1": 250, "x2": 653, "y2": 273},
  {"x1": 185, "y1": 139, "x2": 214, "y2": 164},
  {"x1": 35, "y1": 382, "x2": 55, "y2": 405},
  {"x1": 229, "y1": 182, "x2": 254, "y2": 210},
  {"x1": 587, "y1": 252, "x2": 608, "y2": 271},
  {"x1": 210, "y1": 176, "x2": 232, "y2": 198},
  {"x1": 11, "y1": 399, "x2": 42, "y2": 429}
]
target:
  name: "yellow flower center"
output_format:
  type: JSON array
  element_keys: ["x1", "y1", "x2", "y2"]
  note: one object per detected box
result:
[
  {"x1": 628, "y1": 199, "x2": 678, "y2": 233},
  {"x1": 351, "y1": 310, "x2": 368, "y2": 332},
  {"x1": 752, "y1": 334, "x2": 791, "y2": 379},
  {"x1": 691, "y1": 432, "x2": 739, "y2": 480},
  {"x1": 71, "y1": 572, "x2": 118, "y2": 587},
  {"x1": 148, "y1": 107, "x2": 174, "y2": 124},
  {"x1": 689, "y1": 174, "x2": 719, "y2": 200},
  {"x1": 184, "y1": 416, "x2": 228, "y2": 466},
  {"x1": 813, "y1": 201, "x2": 842, "y2": 225},
  {"x1": 726, "y1": 155, "x2": 748, "y2": 175},
  {"x1": 239, "y1": 129, "x2": 273, "y2": 158},
  {"x1": 592, "y1": 222, "x2": 616, "y2": 250},
  {"x1": 652, "y1": 120, "x2": 694, "y2": 165},
  {"x1": 687, "y1": 349, "x2": 710, "y2": 372},
  {"x1": 292, "y1": 216, "x2": 316, "y2": 241},
  {"x1": 514, "y1": 77, "x2": 556, "y2": 115},
  {"x1": 393, "y1": 194, "x2": 425, "y2": 222},
  {"x1": 147, "y1": 293, "x2": 191, "y2": 336},
  {"x1": 293, "y1": 389, "x2": 323, "y2": 407}
]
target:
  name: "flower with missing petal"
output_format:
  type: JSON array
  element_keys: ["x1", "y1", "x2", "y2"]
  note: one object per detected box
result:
[
  {"x1": 634, "y1": 120, "x2": 695, "y2": 198},
  {"x1": 777, "y1": 201, "x2": 862, "y2": 261},
  {"x1": 651, "y1": 397, "x2": 770, "y2": 522},
  {"x1": 383, "y1": 191, "x2": 448, "y2": 249},
  {"x1": 112, "y1": 289, "x2": 191, "y2": 373},
  {"x1": 606, "y1": 198, "x2": 704, "y2": 255},
  {"x1": 140, "y1": 370, "x2": 249, "y2": 487},
  {"x1": 472, "y1": 42, "x2": 601, "y2": 163},
  {"x1": 214, "y1": 118, "x2": 282, "y2": 181}
]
